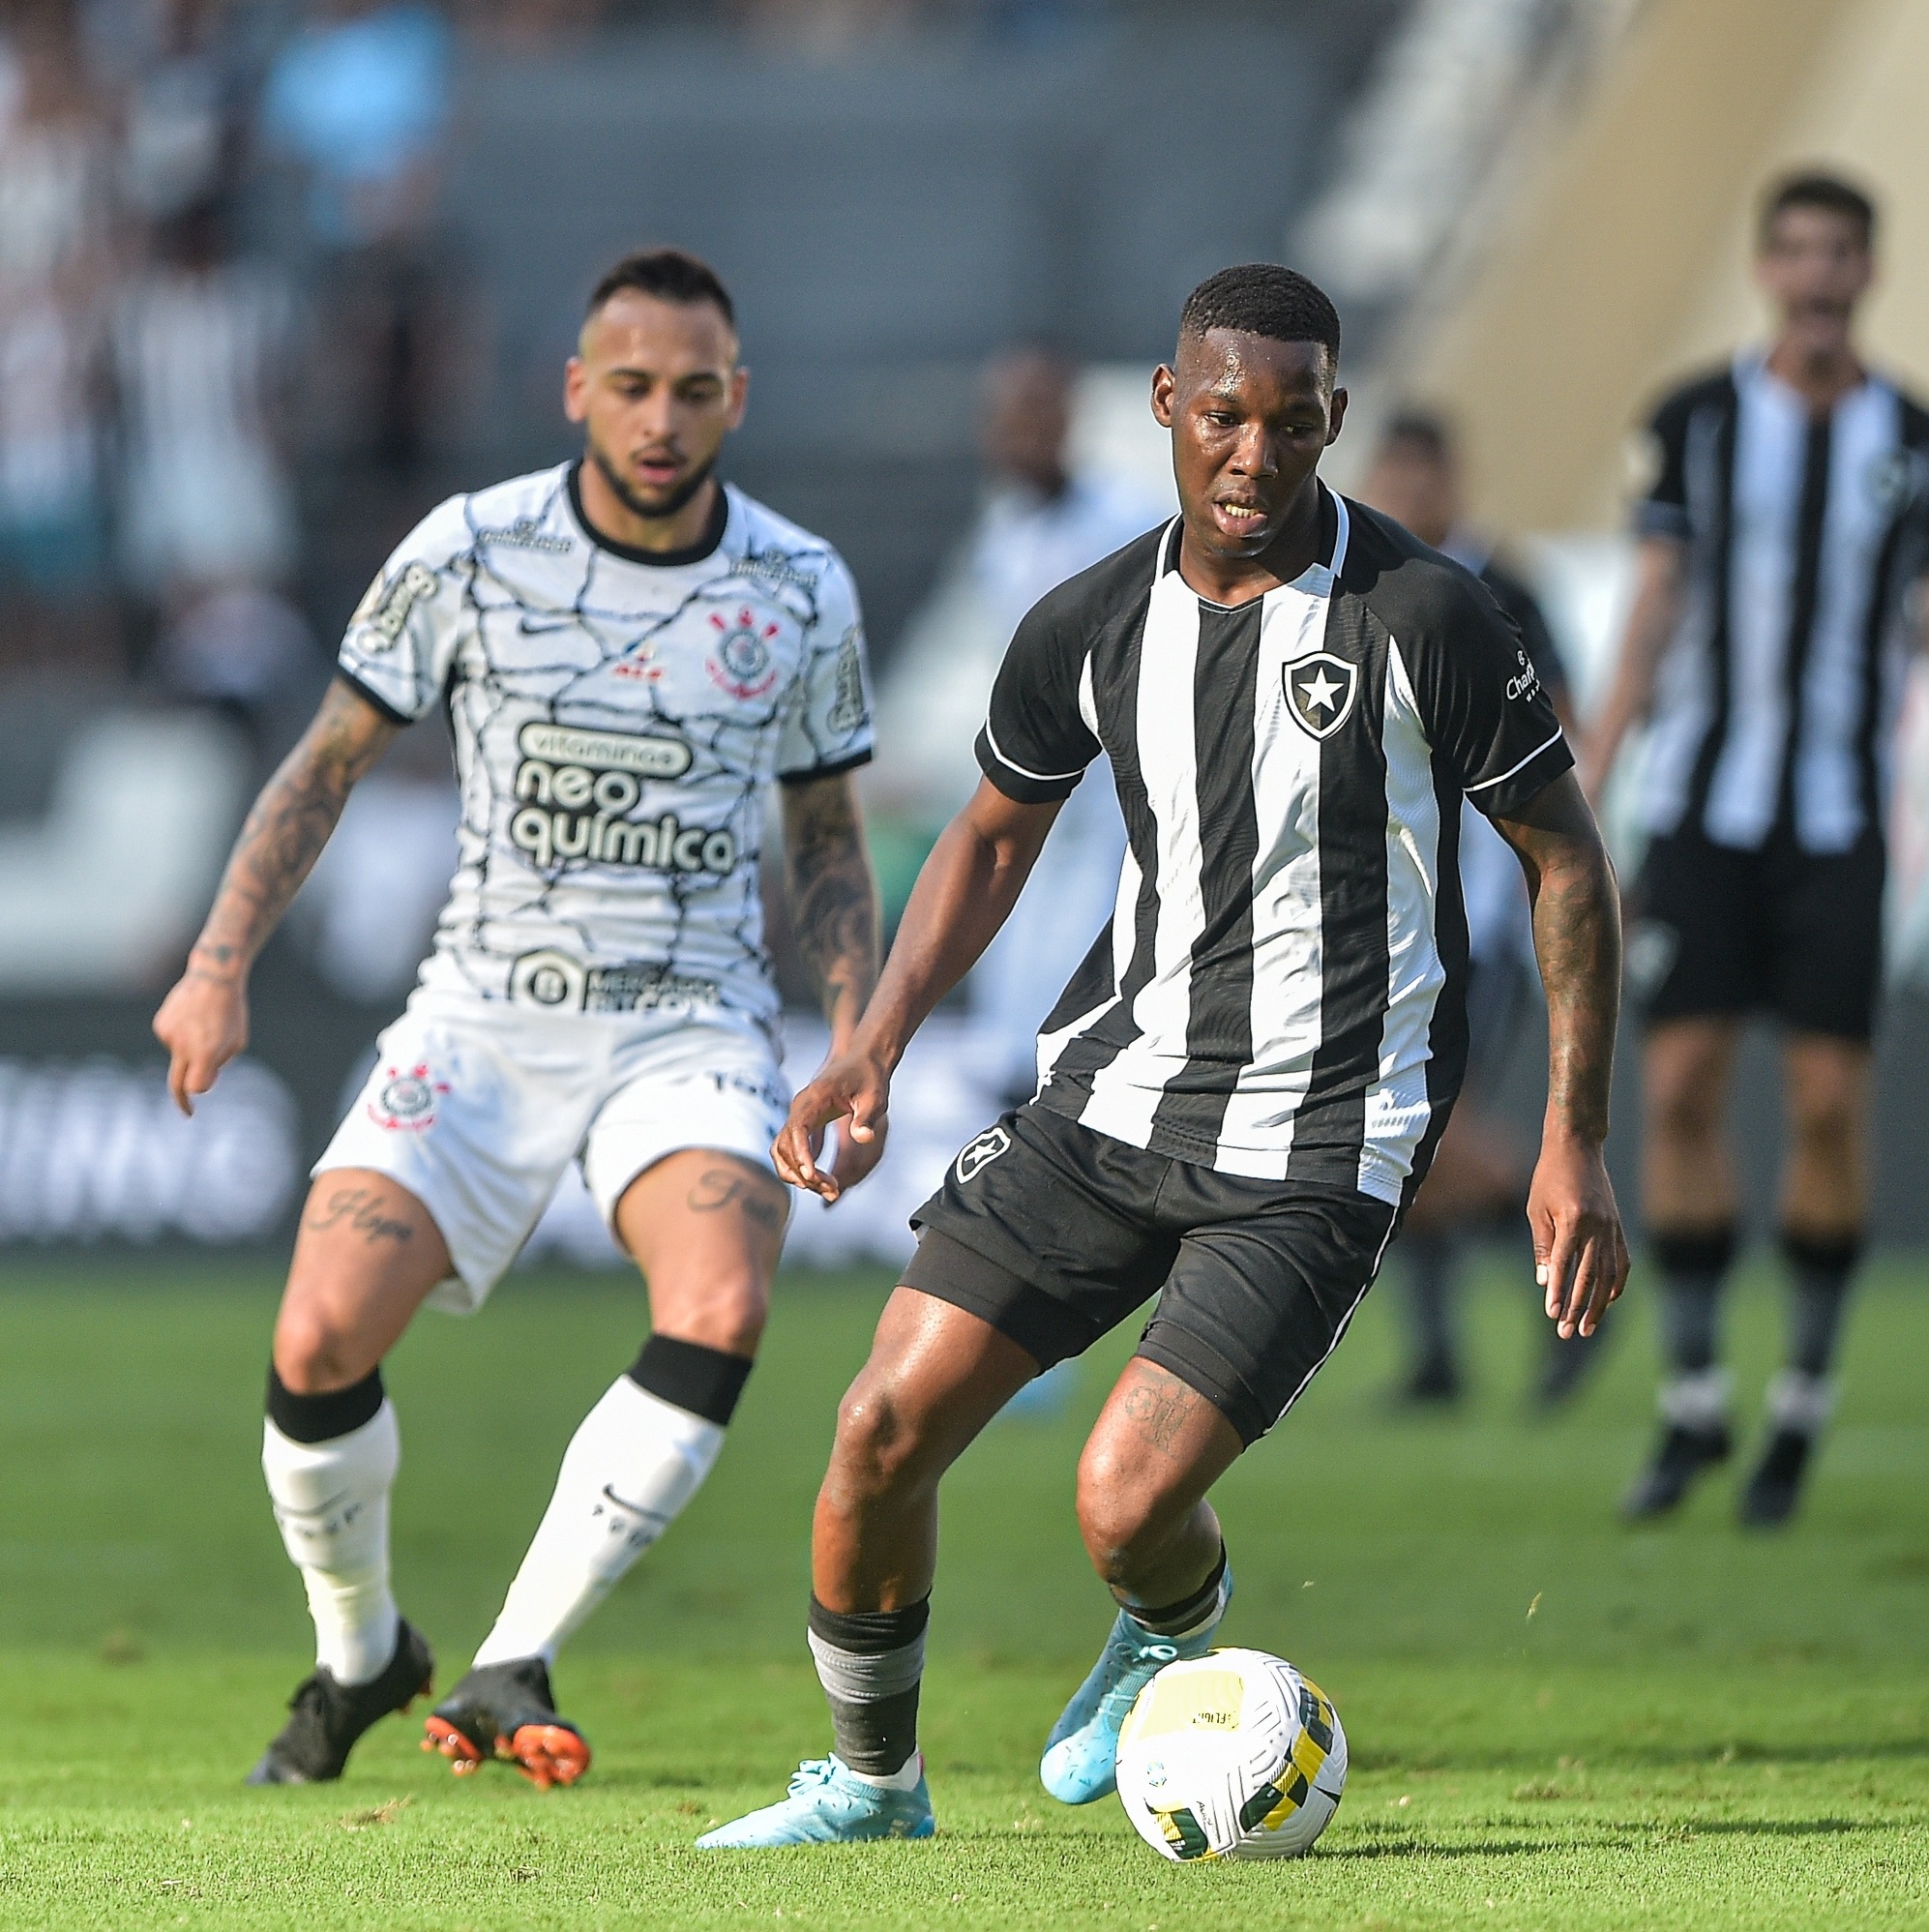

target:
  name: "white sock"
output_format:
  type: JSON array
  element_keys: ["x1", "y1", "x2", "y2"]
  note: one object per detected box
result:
[
  {"x1": 848, "y1": 1752, "x2": 924, "y2": 1792},
  {"x1": 470, "y1": 1376, "x2": 725, "y2": 1668},
  {"x1": 1658, "y1": 1366, "x2": 1731, "y2": 1431},
  {"x1": 1766, "y1": 1368, "x2": 1836, "y2": 1435},
  {"x1": 261, "y1": 1403, "x2": 401, "y2": 1686}
]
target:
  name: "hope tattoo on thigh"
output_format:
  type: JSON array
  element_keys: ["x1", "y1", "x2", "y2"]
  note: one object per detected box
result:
[
  {"x1": 306, "y1": 1187, "x2": 415, "y2": 1245},
  {"x1": 687, "y1": 1166, "x2": 785, "y2": 1233}
]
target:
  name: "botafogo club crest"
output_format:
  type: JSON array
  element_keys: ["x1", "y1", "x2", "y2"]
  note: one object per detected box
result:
[{"x1": 1283, "y1": 650, "x2": 1359, "y2": 741}]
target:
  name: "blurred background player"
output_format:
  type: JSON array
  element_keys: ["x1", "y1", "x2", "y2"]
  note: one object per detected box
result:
[
  {"x1": 1358, "y1": 407, "x2": 1592, "y2": 1408},
  {"x1": 151, "y1": 248, "x2": 882, "y2": 1785},
  {"x1": 874, "y1": 345, "x2": 1165, "y2": 1104},
  {"x1": 1585, "y1": 172, "x2": 1929, "y2": 1527}
]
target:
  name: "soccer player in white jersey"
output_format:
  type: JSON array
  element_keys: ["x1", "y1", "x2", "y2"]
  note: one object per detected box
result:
[
  {"x1": 152, "y1": 249, "x2": 882, "y2": 1786},
  {"x1": 1585, "y1": 174, "x2": 1929, "y2": 1527},
  {"x1": 699, "y1": 264, "x2": 1628, "y2": 1849}
]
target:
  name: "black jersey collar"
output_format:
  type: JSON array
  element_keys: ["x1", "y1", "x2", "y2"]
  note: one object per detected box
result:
[{"x1": 566, "y1": 460, "x2": 731, "y2": 567}]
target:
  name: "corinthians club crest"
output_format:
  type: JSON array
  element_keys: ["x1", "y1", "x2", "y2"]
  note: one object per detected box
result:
[{"x1": 1283, "y1": 650, "x2": 1358, "y2": 741}]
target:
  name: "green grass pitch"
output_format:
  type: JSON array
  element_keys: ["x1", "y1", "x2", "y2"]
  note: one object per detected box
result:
[{"x1": 0, "y1": 1251, "x2": 1925, "y2": 1929}]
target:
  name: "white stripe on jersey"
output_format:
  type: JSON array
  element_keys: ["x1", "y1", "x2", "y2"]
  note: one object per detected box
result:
[
  {"x1": 1361, "y1": 637, "x2": 1449, "y2": 1203},
  {"x1": 1083, "y1": 569, "x2": 1202, "y2": 1146}
]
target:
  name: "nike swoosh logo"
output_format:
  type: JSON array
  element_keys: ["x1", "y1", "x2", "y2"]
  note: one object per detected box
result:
[
  {"x1": 599, "y1": 1485, "x2": 671, "y2": 1525},
  {"x1": 274, "y1": 1490, "x2": 352, "y2": 1522}
]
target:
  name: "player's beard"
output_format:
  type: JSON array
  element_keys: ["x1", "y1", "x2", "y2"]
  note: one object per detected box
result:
[{"x1": 588, "y1": 437, "x2": 719, "y2": 525}]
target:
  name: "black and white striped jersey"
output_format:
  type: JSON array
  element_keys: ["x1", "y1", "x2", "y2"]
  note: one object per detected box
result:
[
  {"x1": 974, "y1": 487, "x2": 1570, "y2": 1206},
  {"x1": 1636, "y1": 352, "x2": 1929, "y2": 853}
]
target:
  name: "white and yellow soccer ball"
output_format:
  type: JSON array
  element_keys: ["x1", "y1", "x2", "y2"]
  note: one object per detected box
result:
[{"x1": 1114, "y1": 1649, "x2": 1347, "y2": 1861}]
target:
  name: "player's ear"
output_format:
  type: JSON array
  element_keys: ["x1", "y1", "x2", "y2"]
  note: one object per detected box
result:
[
  {"x1": 727, "y1": 363, "x2": 751, "y2": 430},
  {"x1": 563, "y1": 355, "x2": 588, "y2": 425},
  {"x1": 1150, "y1": 364, "x2": 1176, "y2": 430},
  {"x1": 1325, "y1": 385, "x2": 1349, "y2": 447}
]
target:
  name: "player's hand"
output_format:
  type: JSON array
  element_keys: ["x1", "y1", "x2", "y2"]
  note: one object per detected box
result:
[
  {"x1": 152, "y1": 965, "x2": 250, "y2": 1116},
  {"x1": 773, "y1": 1047, "x2": 890, "y2": 1204},
  {"x1": 1527, "y1": 1130, "x2": 1628, "y2": 1339}
]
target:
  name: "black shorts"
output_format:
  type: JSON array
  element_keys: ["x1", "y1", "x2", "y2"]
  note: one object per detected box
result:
[
  {"x1": 1632, "y1": 825, "x2": 1885, "y2": 1041},
  {"x1": 904, "y1": 1104, "x2": 1399, "y2": 1447}
]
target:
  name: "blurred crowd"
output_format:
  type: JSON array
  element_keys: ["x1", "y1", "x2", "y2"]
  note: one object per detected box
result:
[
  {"x1": 0, "y1": 0, "x2": 472, "y2": 747},
  {"x1": 0, "y1": 0, "x2": 1120, "y2": 742}
]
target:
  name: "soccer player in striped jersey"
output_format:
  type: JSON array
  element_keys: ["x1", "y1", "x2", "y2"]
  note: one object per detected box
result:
[
  {"x1": 1586, "y1": 173, "x2": 1929, "y2": 1527},
  {"x1": 699, "y1": 263, "x2": 1627, "y2": 1849}
]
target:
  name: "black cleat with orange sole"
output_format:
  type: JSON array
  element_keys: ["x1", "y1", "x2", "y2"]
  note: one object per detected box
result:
[
  {"x1": 247, "y1": 1620, "x2": 434, "y2": 1785},
  {"x1": 424, "y1": 1657, "x2": 590, "y2": 1791}
]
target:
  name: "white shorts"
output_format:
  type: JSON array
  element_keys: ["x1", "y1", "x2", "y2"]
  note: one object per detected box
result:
[{"x1": 315, "y1": 989, "x2": 789, "y2": 1312}]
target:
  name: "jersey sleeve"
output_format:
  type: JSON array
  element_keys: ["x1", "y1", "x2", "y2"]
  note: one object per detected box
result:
[
  {"x1": 335, "y1": 497, "x2": 470, "y2": 724},
  {"x1": 973, "y1": 589, "x2": 1102, "y2": 803},
  {"x1": 1632, "y1": 385, "x2": 1695, "y2": 543},
  {"x1": 775, "y1": 554, "x2": 875, "y2": 782},
  {"x1": 1412, "y1": 572, "x2": 1573, "y2": 819}
]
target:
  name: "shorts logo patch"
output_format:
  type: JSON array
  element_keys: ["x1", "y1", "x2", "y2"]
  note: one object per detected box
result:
[
  {"x1": 1283, "y1": 651, "x2": 1358, "y2": 741},
  {"x1": 956, "y1": 1125, "x2": 1012, "y2": 1185},
  {"x1": 368, "y1": 1063, "x2": 449, "y2": 1132}
]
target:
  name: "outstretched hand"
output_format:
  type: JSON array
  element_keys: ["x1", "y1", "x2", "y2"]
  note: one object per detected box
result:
[
  {"x1": 1528, "y1": 1131, "x2": 1628, "y2": 1339},
  {"x1": 153, "y1": 967, "x2": 250, "y2": 1116},
  {"x1": 772, "y1": 1047, "x2": 891, "y2": 1203}
]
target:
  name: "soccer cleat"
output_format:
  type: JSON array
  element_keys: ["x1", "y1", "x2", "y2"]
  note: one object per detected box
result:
[
  {"x1": 423, "y1": 1656, "x2": 590, "y2": 1790},
  {"x1": 1738, "y1": 1427, "x2": 1814, "y2": 1529},
  {"x1": 694, "y1": 1756, "x2": 935, "y2": 1848},
  {"x1": 1040, "y1": 1581, "x2": 1232, "y2": 1807},
  {"x1": 246, "y1": 1620, "x2": 433, "y2": 1785},
  {"x1": 1621, "y1": 1421, "x2": 1731, "y2": 1520}
]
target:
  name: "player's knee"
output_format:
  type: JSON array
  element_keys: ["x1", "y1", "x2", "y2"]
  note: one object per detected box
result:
[
  {"x1": 1074, "y1": 1442, "x2": 1162, "y2": 1584},
  {"x1": 828, "y1": 1369, "x2": 935, "y2": 1502},
  {"x1": 271, "y1": 1309, "x2": 371, "y2": 1396},
  {"x1": 1648, "y1": 1066, "x2": 1723, "y2": 1148},
  {"x1": 659, "y1": 1275, "x2": 767, "y2": 1357},
  {"x1": 1788, "y1": 1081, "x2": 1858, "y2": 1161}
]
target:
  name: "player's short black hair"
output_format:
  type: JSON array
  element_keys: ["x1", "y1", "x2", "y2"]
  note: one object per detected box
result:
[
  {"x1": 586, "y1": 248, "x2": 736, "y2": 329},
  {"x1": 1179, "y1": 263, "x2": 1341, "y2": 369},
  {"x1": 1758, "y1": 170, "x2": 1877, "y2": 252},
  {"x1": 1380, "y1": 407, "x2": 1456, "y2": 465}
]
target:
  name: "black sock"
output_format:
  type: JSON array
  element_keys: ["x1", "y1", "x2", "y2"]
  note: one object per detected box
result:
[
  {"x1": 1402, "y1": 1233, "x2": 1457, "y2": 1369},
  {"x1": 627, "y1": 1334, "x2": 753, "y2": 1426},
  {"x1": 807, "y1": 1596, "x2": 928, "y2": 1779},
  {"x1": 1782, "y1": 1228, "x2": 1860, "y2": 1381},
  {"x1": 1651, "y1": 1226, "x2": 1736, "y2": 1379},
  {"x1": 266, "y1": 1364, "x2": 385, "y2": 1443},
  {"x1": 1124, "y1": 1543, "x2": 1229, "y2": 1640}
]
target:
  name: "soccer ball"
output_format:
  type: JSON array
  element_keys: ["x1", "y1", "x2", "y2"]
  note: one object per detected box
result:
[{"x1": 1114, "y1": 1649, "x2": 1347, "y2": 1861}]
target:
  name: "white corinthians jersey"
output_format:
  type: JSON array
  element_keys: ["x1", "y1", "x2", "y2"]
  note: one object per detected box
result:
[
  {"x1": 338, "y1": 462, "x2": 874, "y2": 1024},
  {"x1": 978, "y1": 489, "x2": 1570, "y2": 1205}
]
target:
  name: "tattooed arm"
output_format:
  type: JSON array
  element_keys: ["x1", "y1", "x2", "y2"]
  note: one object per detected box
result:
[
  {"x1": 778, "y1": 769, "x2": 884, "y2": 1195},
  {"x1": 775, "y1": 778, "x2": 1061, "y2": 1201},
  {"x1": 154, "y1": 679, "x2": 399, "y2": 1114},
  {"x1": 780, "y1": 769, "x2": 881, "y2": 1049},
  {"x1": 1492, "y1": 769, "x2": 1630, "y2": 1339}
]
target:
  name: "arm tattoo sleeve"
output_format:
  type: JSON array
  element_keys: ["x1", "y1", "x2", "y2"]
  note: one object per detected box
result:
[
  {"x1": 188, "y1": 680, "x2": 398, "y2": 982},
  {"x1": 782, "y1": 772, "x2": 881, "y2": 1038},
  {"x1": 1499, "y1": 780, "x2": 1622, "y2": 1145}
]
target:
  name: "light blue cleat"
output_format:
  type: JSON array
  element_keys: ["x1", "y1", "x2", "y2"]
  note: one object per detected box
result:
[
  {"x1": 695, "y1": 1756, "x2": 935, "y2": 1848},
  {"x1": 1039, "y1": 1574, "x2": 1232, "y2": 1806}
]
